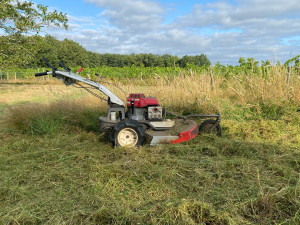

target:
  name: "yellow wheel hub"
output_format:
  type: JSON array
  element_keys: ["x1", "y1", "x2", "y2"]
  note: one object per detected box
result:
[{"x1": 117, "y1": 128, "x2": 138, "y2": 147}]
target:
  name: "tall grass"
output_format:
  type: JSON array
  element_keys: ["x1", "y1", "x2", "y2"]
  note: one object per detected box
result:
[
  {"x1": 117, "y1": 66, "x2": 300, "y2": 117},
  {"x1": 3, "y1": 66, "x2": 300, "y2": 142},
  {"x1": 1, "y1": 66, "x2": 300, "y2": 224},
  {"x1": 4, "y1": 99, "x2": 106, "y2": 135}
]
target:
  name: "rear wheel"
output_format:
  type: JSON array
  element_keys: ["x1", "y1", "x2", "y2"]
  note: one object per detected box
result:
[
  {"x1": 117, "y1": 128, "x2": 138, "y2": 146},
  {"x1": 110, "y1": 120, "x2": 145, "y2": 147},
  {"x1": 199, "y1": 119, "x2": 221, "y2": 136}
]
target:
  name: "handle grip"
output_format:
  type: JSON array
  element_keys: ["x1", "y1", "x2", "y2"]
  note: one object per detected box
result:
[
  {"x1": 35, "y1": 71, "x2": 49, "y2": 77},
  {"x1": 77, "y1": 67, "x2": 83, "y2": 74}
]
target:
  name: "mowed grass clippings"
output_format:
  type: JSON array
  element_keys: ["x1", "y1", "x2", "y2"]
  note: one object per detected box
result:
[
  {"x1": 0, "y1": 130, "x2": 299, "y2": 224},
  {"x1": 1, "y1": 71, "x2": 300, "y2": 224}
]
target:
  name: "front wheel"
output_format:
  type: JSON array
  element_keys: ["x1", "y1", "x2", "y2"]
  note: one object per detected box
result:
[
  {"x1": 199, "y1": 119, "x2": 221, "y2": 136},
  {"x1": 110, "y1": 120, "x2": 145, "y2": 147}
]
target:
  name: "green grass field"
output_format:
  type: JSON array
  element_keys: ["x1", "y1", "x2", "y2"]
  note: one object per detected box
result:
[{"x1": 0, "y1": 77, "x2": 299, "y2": 224}]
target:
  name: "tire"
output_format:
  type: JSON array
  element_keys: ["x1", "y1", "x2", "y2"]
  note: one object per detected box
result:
[
  {"x1": 110, "y1": 120, "x2": 145, "y2": 147},
  {"x1": 199, "y1": 119, "x2": 221, "y2": 136}
]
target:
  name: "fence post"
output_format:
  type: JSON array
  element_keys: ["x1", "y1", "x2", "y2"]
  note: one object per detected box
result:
[
  {"x1": 210, "y1": 66, "x2": 215, "y2": 90},
  {"x1": 88, "y1": 68, "x2": 91, "y2": 79},
  {"x1": 286, "y1": 66, "x2": 291, "y2": 85}
]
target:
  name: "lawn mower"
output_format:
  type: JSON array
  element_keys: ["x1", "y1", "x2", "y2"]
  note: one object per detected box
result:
[{"x1": 35, "y1": 58, "x2": 221, "y2": 147}]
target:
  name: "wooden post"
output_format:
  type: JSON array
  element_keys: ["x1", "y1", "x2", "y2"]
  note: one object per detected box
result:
[
  {"x1": 210, "y1": 66, "x2": 215, "y2": 90},
  {"x1": 286, "y1": 66, "x2": 291, "y2": 85},
  {"x1": 88, "y1": 68, "x2": 91, "y2": 79},
  {"x1": 7, "y1": 71, "x2": 9, "y2": 80}
]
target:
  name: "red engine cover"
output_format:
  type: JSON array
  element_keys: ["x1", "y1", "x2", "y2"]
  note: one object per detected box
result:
[{"x1": 127, "y1": 93, "x2": 159, "y2": 107}]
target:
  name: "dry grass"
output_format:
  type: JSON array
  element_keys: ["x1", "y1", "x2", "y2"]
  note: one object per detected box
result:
[
  {"x1": 2, "y1": 67, "x2": 299, "y2": 111},
  {"x1": 0, "y1": 68, "x2": 300, "y2": 224},
  {"x1": 114, "y1": 67, "x2": 300, "y2": 116},
  {"x1": 0, "y1": 83, "x2": 85, "y2": 104}
]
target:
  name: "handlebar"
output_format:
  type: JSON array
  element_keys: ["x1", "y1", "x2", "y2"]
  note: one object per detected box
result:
[
  {"x1": 35, "y1": 70, "x2": 50, "y2": 77},
  {"x1": 77, "y1": 67, "x2": 83, "y2": 74}
]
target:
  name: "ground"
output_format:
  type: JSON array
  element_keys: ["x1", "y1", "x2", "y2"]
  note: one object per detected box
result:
[{"x1": 0, "y1": 80, "x2": 299, "y2": 224}]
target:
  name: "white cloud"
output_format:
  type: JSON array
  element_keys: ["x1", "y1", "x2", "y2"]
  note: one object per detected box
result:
[
  {"x1": 84, "y1": 0, "x2": 164, "y2": 32},
  {"x1": 45, "y1": 0, "x2": 300, "y2": 65},
  {"x1": 167, "y1": 0, "x2": 300, "y2": 63}
]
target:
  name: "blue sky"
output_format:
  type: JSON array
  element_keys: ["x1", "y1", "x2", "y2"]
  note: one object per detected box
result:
[{"x1": 32, "y1": 0, "x2": 300, "y2": 65}]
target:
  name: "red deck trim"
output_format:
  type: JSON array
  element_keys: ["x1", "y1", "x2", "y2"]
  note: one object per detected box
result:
[{"x1": 170, "y1": 124, "x2": 199, "y2": 144}]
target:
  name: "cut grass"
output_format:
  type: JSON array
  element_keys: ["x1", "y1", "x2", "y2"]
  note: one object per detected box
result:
[
  {"x1": 1, "y1": 99, "x2": 299, "y2": 224},
  {"x1": 0, "y1": 83, "x2": 89, "y2": 104},
  {"x1": 0, "y1": 129, "x2": 299, "y2": 224},
  {"x1": 1, "y1": 71, "x2": 300, "y2": 224}
]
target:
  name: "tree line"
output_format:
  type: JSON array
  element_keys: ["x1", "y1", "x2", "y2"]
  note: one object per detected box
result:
[
  {"x1": 0, "y1": 34, "x2": 211, "y2": 69},
  {"x1": 2, "y1": 1, "x2": 299, "y2": 71}
]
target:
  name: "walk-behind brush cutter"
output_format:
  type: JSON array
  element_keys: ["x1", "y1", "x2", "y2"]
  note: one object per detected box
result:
[{"x1": 35, "y1": 58, "x2": 221, "y2": 147}]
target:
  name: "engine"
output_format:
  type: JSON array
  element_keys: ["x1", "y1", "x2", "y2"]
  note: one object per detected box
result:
[{"x1": 126, "y1": 93, "x2": 163, "y2": 121}]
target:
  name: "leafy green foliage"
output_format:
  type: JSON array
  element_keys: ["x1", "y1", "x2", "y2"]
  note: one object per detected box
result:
[
  {"x1": 178, "y1": 54, "x2": 211, "y2": 67},
  {"x1": 284, "y1": 54, "x2": 300, "y2": 66},
  {"x1": 0, "y1": 1, "x2": 68, "y2": 69},
  {"x1": 0, "y1": 34, "x2": 46, "y2": 68},
  {"x1": 0, "y1": 0, "x2": 68, "y2": 34},
  {"x1": 0, "y1": 35, "x2": 211, "y2": 69}
]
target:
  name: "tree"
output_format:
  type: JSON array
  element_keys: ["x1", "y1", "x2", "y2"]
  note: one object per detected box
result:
[
  {"x1": 0, "y1": 0, "x2": 68, "y2": 34},
  {"x1": 58, "y1": 39, "x2": 89, "y2": 67},
  {"x1": 0, "y1": 0, "x2": 68, "y2": 68},
  {"x1": 162, "y1": 54, "x2": 178, "y2": 67}
]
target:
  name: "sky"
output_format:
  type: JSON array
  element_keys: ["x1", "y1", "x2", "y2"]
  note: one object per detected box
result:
[{"x1": 32, "y1": 0, "x2": 300, "y2": 65}]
